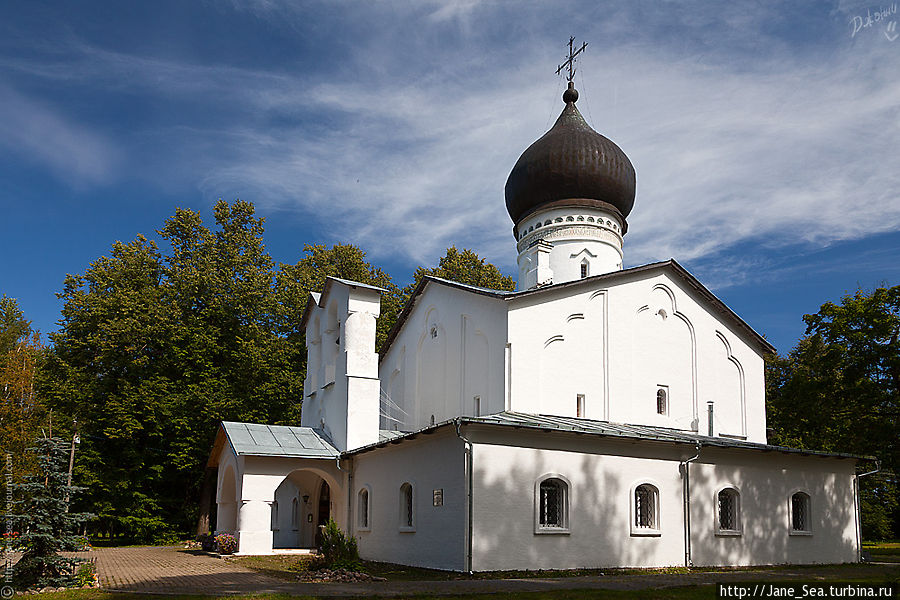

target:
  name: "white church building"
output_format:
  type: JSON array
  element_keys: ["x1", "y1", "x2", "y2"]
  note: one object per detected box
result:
[{"x1": 208, "y1": 80, "x2": 862, "y2": 570}]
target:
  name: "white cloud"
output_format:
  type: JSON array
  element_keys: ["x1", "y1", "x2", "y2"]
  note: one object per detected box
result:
[{"x1": 0, "y1": 86, "x2": 118, "y2": 185}]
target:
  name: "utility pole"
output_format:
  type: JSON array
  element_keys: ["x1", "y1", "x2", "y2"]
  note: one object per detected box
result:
[{"x1": 65, "y1": 419, "x2": 79, "y2": 512}]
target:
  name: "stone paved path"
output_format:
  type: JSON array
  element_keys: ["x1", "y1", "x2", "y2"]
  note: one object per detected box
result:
[
  {"x1": 84, "y1": 546, "x2": 899, "y2": 597},
  {"x1": 86, "y1": 547, "x2": 286, "y2": 594}
]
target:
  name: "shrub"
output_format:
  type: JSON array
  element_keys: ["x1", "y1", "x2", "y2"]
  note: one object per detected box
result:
[
  {"x1": 74, "y1": 562, "x2": 97, "y2": 587},
  {"x1": 319, "y1": 519, "x2": 360, "y2": 571},
  {"x1": 215, "y1": 532, "x2": 237, "y2": 555}
]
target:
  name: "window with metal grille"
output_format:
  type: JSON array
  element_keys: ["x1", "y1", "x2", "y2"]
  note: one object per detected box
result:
[
  {"x1": 717, "y1": 488, "x2": 741, "y2": 533},
  {"x1": 539, "y1": 479, "x2": 565, "y2": 527},
  {"x1": 791, "y1": 492, "x2": 811, "y2": 533},
  {"x1": 580, "y1": 262, "x2": 589, "y2": 279},
  {"x1": 635, "y1": 484, "x2": 658, "y2": 529},
  {"x1": 358, "y1": 488, "x2": 369, "y2": 529},
  {"x1": 656, "y1": 388, "x2": 667, "y2": 415},
  {"x1": 399, "y1": 483, "x2": 414, "y2": 530}
]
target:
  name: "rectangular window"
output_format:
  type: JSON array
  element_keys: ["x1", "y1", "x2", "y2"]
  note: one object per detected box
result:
[
  {"x1": 576, "y1": 394, "x2": 585, "y2": 418},
  {"x1": 580, "y1": 263, "x2": 589, "y2": 278},
  {"x1": 474, "y1": 396, "x2": 481, "y2": 417}
]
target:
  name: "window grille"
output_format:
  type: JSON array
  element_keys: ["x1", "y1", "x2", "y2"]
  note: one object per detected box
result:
[
  {"x1": 656, "y1": 388, "x2": 667, "y2": 415},
  {"x1": 791, "y1": 492, "x2": 810, "y2": 532},
  {"x1": 718, "y1": 489, "x2": 739, "y2": 531},
  {"x1": 400, "y1": 483, "x2": 414, "y2": 528},
  {"x1": 635, "y1": 484, "x2": 657, "y2": 529},
  {"x1": 358, "y1": 489, "x2": 369, "y2": 529},
  {"x1": 580, "y1": 262, "x2": 589, "y2": 278},
  {"x1": 539, "y1": 478, "x2": 566, "y2": 528}
]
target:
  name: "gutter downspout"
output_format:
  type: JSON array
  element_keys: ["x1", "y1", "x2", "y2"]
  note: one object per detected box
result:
[
  {"x1": 680, "y1": 442, "x2": 702, "y2": 568},
  {"x1": 455, "y1": 419, "x2": 474, "y2": 574},
  {"x1": 854, "y1": 459, "x2": 880, "y2": 563}
]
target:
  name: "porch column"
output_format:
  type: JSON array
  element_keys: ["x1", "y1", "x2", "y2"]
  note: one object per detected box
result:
[{"x1": 236, "y1": 499, "x2": 274, "y2": 555}]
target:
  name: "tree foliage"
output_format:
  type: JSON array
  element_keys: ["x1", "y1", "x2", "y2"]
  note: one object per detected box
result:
[
  {"x1": 12, "y1": 436, "x2": 93, "y2": 589},
  {"x1": 766, "y1": 285, "x2": 900, "y2": 539},
  {"x1": 0, "y1": 296, "x2": 45, "y2": 480},
  {"x1": 403, "y1": 246, "x2": 516, "y2": 300},
  {"x1": 41, "y1": 201, "x2": 305, "y2": 541}
]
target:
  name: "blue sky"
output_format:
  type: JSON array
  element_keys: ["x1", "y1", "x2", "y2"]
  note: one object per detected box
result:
[{"x1": 1, "y1": 0, "x2": 899, "y2": 354}]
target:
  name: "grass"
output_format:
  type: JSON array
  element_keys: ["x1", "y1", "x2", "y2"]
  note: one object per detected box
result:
[
  {"x1": 229, "y1": 553, "x2": 900, "y2": 583},
  {"x1": 0, "y1": 587, "x2": 731, "y2": 600}
]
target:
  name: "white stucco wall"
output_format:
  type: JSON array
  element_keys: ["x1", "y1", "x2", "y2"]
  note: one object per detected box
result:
[
  {"x1": 467, "y1": 427, "x2": 857, "y2": 571},
  {"x1": 350, "y1": 429, "x2": 467, "y2": 571},
  {"x1": 378, "y1": 283, "x2": 508, "y2": 430},
  {"x1": 688, "y1": 449, "x2": 858, "y2": 566},
  {"x1": 507, "y1": 267, "x2": 768, "y2": 443},
  {"x1": 302, "y1": 280, "x2": 381, "y2": 451}
]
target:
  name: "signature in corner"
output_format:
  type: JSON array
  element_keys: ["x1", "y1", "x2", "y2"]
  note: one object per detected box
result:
[{"x1": 850, "y1": 3, "x2": 898, "y2": 38}]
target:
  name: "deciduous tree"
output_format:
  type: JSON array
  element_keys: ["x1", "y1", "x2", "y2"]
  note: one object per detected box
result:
[{"x1": 766, "y1": 285, "x2": 900, "y2": 539}]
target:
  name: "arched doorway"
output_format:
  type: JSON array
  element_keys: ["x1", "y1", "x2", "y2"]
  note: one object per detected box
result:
[
  {"x1": 272, "y1": 470, "x2": 337, "y2": 549},
  {"x1": 314, "y1": 480, "x2": 331, "y2": 547}
]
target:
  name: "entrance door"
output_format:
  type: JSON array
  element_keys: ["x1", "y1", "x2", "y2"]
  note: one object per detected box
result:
[{"x1": 315, "y1": 481, "x2": 330, "y2": 547}]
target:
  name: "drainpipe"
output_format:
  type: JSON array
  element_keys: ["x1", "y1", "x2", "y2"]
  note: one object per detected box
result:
[
  {"x1": 455, "y1": 419, "x2": 474, "y2": 574},
  {"x1": 344, "y1": 457, "x2": 353, "y2": 537},
  {"x1": 680, "y1": 442, "x2": 702, "y2": 567},
  {"x1": 854, "y1": 459, "x2": 880, "y2": 563}
]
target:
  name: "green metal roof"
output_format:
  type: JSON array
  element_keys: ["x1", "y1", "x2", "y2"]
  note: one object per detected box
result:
[
  {"x1": 221, "y1": 421, "x2": 339, "y2": 459},
  {"x1": 347, "y1": 411, "x2": 864, "y2": 461}
]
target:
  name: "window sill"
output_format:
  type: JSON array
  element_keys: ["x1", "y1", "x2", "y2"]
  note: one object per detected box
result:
[
  {"x1": 399, "y1": 526, "x2": 416, "y2": 533},
  {"x1": 789, "y1": 530, "x2": 813, "y2": 536},
  {"x1": 534, "y1": 527, "x2": 570, "y2": 535},
  {"x1": 715, "y1": 530, "x2": 742, "y2": 537},
  {"x1": 357, "y1": 527, "x2": 371, "y2": 533},
  {"x1": 630, "y1": 528, "x2": 661, "y2": 537}
]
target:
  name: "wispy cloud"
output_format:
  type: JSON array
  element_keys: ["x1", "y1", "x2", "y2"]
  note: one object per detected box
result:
[
  {"x1": 2, "y1": 1, "x2": 897, "y2": 284},
  {"x1": 0, "y1": 86, "x2": 118, "y2": 185}
]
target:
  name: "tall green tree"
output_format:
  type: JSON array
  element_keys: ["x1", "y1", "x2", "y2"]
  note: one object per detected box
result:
[
  {"x1": 0, "y1": 296, "x2": 45, "y2": 480},
  {"x1": 41, "y1": 201, "x2": 308, "y2": 540},
  {"x1": 402, "y1": 246, "x2": 516, "y2": 301},
  {"x1": 766, "y1": 285, "x2": 900, "y2": 539}
]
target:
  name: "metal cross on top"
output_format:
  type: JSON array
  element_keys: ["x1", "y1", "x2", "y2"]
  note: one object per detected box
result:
[{"x1": 556, "y1": 36, "x2": 588, "y2": 82}]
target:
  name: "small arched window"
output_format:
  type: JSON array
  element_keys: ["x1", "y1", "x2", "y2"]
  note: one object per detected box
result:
[
  {"x1": 271, "y1": 499, "x2": 279, "y2": 531},
  {"x1": 656, "y1": 387, "x2": 668, "y2": 415},
  {"x1": 535, "y1": 475, "x2": 570, "y2": 533},
  {"x1": 633, "y1": 484, "x2": 659, "y2": 533},
  {"x1": 399, "y1": 483, "x2": 414, "y2": 531},
  {"x1": 791, "y1": 492, "x2": 811, "y2": 534},
  {"x1": 358, "y1": 487, "x2": 370, "y2": 530},
  {"x1": 291, "y1": 497, "x2": 299, "y2": 530},
  {"x1": 580, "y1": 261, "x2": 589, "y2": 279},
  {"x1": 716, "y1": 488, "x2": 741, "y2": 534}
]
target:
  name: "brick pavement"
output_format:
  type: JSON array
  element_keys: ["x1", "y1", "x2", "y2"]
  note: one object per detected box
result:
[{"x1": 83, "y1": 546, "x2": 899, "y2": 597}]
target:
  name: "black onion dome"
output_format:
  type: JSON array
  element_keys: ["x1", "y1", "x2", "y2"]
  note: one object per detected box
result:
[{"x1": 505, "y1": 83, "x2": 635, "y2": 228}]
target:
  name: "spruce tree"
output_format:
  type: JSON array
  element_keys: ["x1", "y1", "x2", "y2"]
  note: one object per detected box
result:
[{"x1": 12, "y1": 436, "x2": 93, "y2": 589}]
